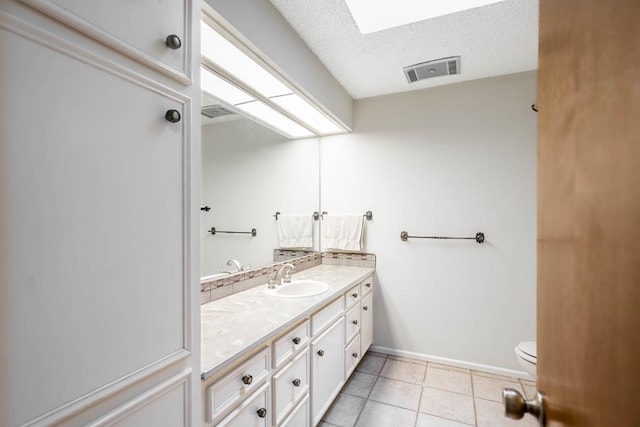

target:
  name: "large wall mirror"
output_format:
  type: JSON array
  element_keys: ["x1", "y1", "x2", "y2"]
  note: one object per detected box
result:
[{"x1": 200, "y1": 91, "x2": 320, "y2": 278}]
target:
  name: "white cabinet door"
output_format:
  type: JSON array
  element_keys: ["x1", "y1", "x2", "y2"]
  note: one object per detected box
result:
[
  {"x1": 311, "y1": 317, "x2": 344, "y2": 425},
  {"x1": 20, "y1": 0, "x2": 190, "y2": 82},
  {"x1": 272, "y1": 349, "x2": 309, "y2": 425},
  {"x1": 361, "y1": 293, "x2": 373, "y2": 356},
  {"x1": 279, "y1": 395, "x2": 309, "y2": 427},
  {"x1": 217, "y1": 383, "x2": 270, "y2": 427},
  {"x1": 1, "y1": 16, "x2": 193, "y2": 426}
]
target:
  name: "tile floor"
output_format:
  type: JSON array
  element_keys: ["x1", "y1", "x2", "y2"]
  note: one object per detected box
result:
[{"x1": 319, "y1": 352, "x2": 538, "y2": 427}]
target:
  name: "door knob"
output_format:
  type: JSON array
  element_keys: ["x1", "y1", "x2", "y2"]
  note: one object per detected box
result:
[{"x1": 503, "y1": 388, "x2": 546, "y2": 426}]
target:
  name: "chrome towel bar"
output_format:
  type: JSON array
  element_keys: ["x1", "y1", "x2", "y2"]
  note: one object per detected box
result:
[
  {"x1": 400, "y1": 231, "x2": 485, "y2": 244},
  {"x1": 209, "y1": 227, "x2": 257, "y2": 237}
]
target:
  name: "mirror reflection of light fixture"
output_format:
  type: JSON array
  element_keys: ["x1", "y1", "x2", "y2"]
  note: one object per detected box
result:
[
  {"x1": 201, "y1": 23, "x2": 291, "y2": 98},
  {"x1": 270, "y1": 94, "x2": 345, "y2": 135},
  {"x1": 201, "y1": 67, "x2": 254, "y2": 105},
  {"x1": 200, "y1": 20, "x2": 348, "y2": 138},
  {"x1": 235, "y1": 100, "x2": 315, "y2": 139}
]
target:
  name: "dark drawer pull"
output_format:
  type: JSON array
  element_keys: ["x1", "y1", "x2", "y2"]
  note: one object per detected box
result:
[
  {"x1": 317, "y1": 350, "x2": 325, "y2": 357},
  {"x1": 352, "y1": 293, "x2": 358, "y2": 298},
  {"x1": 292, "y1": 378, "x2": 301, "y2": 387},
  {"x1": 363, "y1": 306, "x2": 369, "y2": 311},
  {"x1": 164, "y1": 109, "x2": 181, "y2": 123},
  {"x1": 292, "y1": 336, "x2": 301, "y2": 345},
  {"x1": 165, "y1": 34, "x2": 182, "y2": 50},
  {"x1": 352, "y1": 320, "x2": 358, "y2": 325},
  {"x1": 352, "y1": 352, "x2": 358, "y2": 358},
  {"x1": 365, "y1": 283, "x2": 371, "y2": 288},
  {"x1": 257, "y1": 408, "x2": 267, "y2": 418},
  {"x1": 241, "y1": 374, "x2": 253, "y2": 385}
]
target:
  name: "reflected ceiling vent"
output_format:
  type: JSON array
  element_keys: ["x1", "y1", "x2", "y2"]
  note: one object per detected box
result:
[
  {"x1": 201, "y1": 105, "x2": 235, "y2": 119},
  {"x1": 403, "y1": 56, "x2": 460, "y2": 83}
]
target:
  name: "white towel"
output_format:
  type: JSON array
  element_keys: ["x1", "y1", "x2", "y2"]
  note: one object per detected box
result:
[
  {"x1": 322, "y1": 215, "x2": 365, "y2": 251},
  {"x1": 277, "y1": 215, "x2": 313, "y2": 248}
]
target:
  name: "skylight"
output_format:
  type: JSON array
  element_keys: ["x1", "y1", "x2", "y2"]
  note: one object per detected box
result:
[{"x1": 344, "y1": 0, "x2": 506, "y2": 34}]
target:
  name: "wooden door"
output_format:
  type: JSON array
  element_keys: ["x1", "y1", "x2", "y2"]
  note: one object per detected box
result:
[{"x1": 537, "y1": 0, "x2": 640, "y2": 426}]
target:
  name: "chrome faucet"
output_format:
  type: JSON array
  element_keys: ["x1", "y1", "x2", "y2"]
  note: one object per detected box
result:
[
  {"x1": 226, "y1": 259, "x2": 243, "y2": 273},
  {"x1": 268, "y1": 263, "x2": 295, "y2": 289}
]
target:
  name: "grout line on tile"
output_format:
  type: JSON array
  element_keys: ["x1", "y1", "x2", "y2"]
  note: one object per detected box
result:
[
  {"x1": 469, "y1": 368, "x2": 478, "y2": 426},
  {"x1": 351, "y1": 369, "x2": 381, "y2": 427},
  {"x1": 414, "y1": 370, "x2": 427, "y2": 427}
]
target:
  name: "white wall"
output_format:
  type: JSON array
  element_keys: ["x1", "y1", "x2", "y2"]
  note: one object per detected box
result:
[
  {"x1": 201, "y1": 118, "x2": 320, "y2": 276},
  {"x1": 320, "y1": 72, "x2": 537, "y2": 371},
  {"x1": 204, "y1": 0, "x2": 354, "y2": 129}
]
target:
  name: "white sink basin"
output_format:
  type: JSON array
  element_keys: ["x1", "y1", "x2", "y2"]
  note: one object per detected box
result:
[{"x1": 264, "y1": 279, "x2": 329, "y2": 298}]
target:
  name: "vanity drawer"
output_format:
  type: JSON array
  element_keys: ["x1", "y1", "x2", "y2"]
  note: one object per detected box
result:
[
  {"x1": 345, "y1": 304, "x2": 360, "y2": 344},
  {"x1": 311, "y1": 296, "x2": 344, "y2": 336},
  {"x1": 206, "y1": 347, "x2": 270, "y2": 423},
  {"x1": 273, "y1": 320, "x2": 310, "y2": 369},
  {"x1": 345, "y1": 284, "x2": 360, "y2": 309},
  {"x1": 360, "y1": 275, "x2": 374, "y2": 296},
  {"x1": 345, "y1": 334, "x2": 361, "y2": 379},
  {"x1": 272, "y1": 348, "x2": 309, "y2": 425},
  {"x1": 279, "y1": 394, "x2": 309, "y2": 427},
  {"x1": 217, "y1": 383, "x2": 270, "y2": 427}
]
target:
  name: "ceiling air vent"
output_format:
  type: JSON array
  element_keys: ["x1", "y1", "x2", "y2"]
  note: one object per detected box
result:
[
  {"x1": 201, "y1": 105, "x2": 235, "y2": 119},
  {"x1": 403, "y1": 56, "x2": 460, "y2": 84}
]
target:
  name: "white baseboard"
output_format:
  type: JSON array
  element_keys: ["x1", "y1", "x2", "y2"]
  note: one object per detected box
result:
[{"x1": 370, "y1": 346, "x2": 535, "y2": 381}]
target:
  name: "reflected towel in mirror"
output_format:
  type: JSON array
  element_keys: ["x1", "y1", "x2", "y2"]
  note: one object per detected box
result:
[
  {"x1": 278, "y1": 214, "x2": 313, "y2": 248},
  {"x1": 322, "y1": 215, "x2": 365, "y2": 251}
]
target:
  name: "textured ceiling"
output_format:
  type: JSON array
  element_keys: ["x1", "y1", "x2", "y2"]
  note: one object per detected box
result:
[{"x1": 269, "y1": 0, "x2": 538, "y2": 99}]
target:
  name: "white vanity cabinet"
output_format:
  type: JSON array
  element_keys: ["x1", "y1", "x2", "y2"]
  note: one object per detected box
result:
[{"x1": 202, "y1": 271, "x2": 375, "y2": 427}]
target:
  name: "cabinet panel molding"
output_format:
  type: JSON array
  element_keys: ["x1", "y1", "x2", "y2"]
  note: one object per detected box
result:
[
  {"x1": 88, "y1": 369, "x2": 192, "y2": 427},
  {"x1": 18, "y1": 0, "x2": 193, "y2": 84}
]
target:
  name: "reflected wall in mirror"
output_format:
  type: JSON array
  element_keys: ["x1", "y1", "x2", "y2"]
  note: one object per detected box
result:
[{"x1": 201, "y1": 92, "x2": 320, "y2": 278}]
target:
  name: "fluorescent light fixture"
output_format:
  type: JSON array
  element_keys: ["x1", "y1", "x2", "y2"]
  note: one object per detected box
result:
[
  {"x1": 345, "y1": 0, "x2": 505, "y2": 34},
  {"x1": 236, "y1": 101, "x2": 315, "y2": 139},
  {"x1": 270, "y1": 94, "x2": 345, "y2": 135},
  {"x1": 201, "y1": 67, "x2": 254, "y2": 105},
  {"x1": 201, "y1": 22, "x2": 292, "y2": 98}
]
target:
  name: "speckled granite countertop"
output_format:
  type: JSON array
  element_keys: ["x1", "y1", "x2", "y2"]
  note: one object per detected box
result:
[{"x1": 201, "y1": 264, "x2": 375, "y2": 380}]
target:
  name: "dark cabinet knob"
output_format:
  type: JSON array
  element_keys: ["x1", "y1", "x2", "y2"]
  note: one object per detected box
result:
[
  {"x1": 165, "y1": 109, "x2": 181, "y2": 123},
  {"x1": 363, "y1": 306, "x2": 368, "y2": 311},
  {"x1": 257, "y1": 408, "x2": 267, "y2": 418},
  {"x1": 317, "y1": 350, "x2": 325, "y2": 357},
  {"x1": 241, "y1": 374, "x2": 253, "y2": 385},
  {"x1": 292, "y1": 336, "x2": 301, "y2": 345},
  {"x1": 352, "y1": 293, "x2": 358, "y2": 298},
  {"x1": 352, "y1": 320, "x2": 358, "y2": 325},
  {"x1": 352, "y1": 352, "x2": 358, "y2": 358},
  {"x1": 292, "y1": 378, "x2": 301, "y2": 387},
  {"x1": 165, "y1": 34, "x2": 182, "y2": 50},
  {"x1": 365, "y1": 283, "x2": 371, "y2": 288}
]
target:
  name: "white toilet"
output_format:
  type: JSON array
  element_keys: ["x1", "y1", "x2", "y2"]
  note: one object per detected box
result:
[{"x1": 514, "y1": 341, "x2": 537, "y2": 379}]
